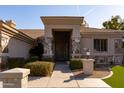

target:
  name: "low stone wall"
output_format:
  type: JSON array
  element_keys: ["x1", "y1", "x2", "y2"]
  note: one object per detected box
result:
[{"x1": 0, "y1": 68, "x2": 30, "y2": 88}]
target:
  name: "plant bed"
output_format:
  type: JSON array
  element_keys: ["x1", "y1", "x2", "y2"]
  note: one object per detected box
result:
[
  {"x1": 69, "y1": 59, "x2": 83, "y2": 70},
  {"x1": 26, "y1": 56, "x2": 39, "y2": 63},
  {"x1": 24, "y1": 61, "x2": 55, "y2": 76},
  {"x1": 7, "y1": 57, "x2": 26, "y2": 69},
  {"x1": 42, "y1": 57, "x2": 53, "y2": 62}
]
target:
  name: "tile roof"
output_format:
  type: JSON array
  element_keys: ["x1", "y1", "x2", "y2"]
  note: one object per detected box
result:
[
  {"x1": 81, "y1": 27, "x2": 124, "y2": 33},
  {"x1": 18, "y1": 27, "x2": 124, "y2": 39},
  {"x1": 18, "y1": 29, "x2": 44, "y2": 39}
]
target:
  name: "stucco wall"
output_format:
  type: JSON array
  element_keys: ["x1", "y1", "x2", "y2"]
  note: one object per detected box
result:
[
  {"x1": 80, "y1": 34, "x2": 123, "y2": 56},
  {"x1": 45, "y1": 25, "x2": 81, "y2": 37},
  {"x1": 1, "y1": 32, "x2": 32, "y2": 59},
  {"x1": 80, "y1": 38, "x2": 93, "y2": 55},
  {"x1": 8, "y1": 37, "x2": 32, "y2": 59}
]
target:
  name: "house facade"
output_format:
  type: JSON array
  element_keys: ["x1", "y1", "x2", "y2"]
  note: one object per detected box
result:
[
  {"x1": 0, "y1": 20, "x2": 34, "y2": 64},
  {"x1": 0, "y1": 16, "x2": 124, "y2": 66}
]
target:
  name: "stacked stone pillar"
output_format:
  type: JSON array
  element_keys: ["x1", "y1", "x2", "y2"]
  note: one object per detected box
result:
[
  {"x1": 43, "y1": 37, "x2": 53, "y2": 58},
  {"x1": 71, "y1": 37, "x2": 81, "y2": 58}
]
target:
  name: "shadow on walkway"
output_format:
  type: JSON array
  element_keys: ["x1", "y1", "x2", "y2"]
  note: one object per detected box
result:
[{"x1": 28, "y1": 76, "x2": 43, "y2": 81}]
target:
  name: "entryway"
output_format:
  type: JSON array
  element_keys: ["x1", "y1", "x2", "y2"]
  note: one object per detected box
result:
[{"x1": 52, "y1": 30, "x2": 71, "y2": 61}]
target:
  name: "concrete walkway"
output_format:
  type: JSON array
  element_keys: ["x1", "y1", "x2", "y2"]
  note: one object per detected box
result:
[{"x1": 28, "y1": 63, "x2": 111, "y2": 88}]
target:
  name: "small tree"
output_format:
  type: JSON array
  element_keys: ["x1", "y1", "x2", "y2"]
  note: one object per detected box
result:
[{"x1": 29, "y1": 42, "x2": 44, "y2": 61}]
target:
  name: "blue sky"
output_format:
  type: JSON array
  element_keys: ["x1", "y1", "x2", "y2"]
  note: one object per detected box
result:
[{"x1": 0, "y1": 5, "x2": 124, "y2": 29}]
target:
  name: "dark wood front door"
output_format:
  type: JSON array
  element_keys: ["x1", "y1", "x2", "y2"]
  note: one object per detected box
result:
[{"x1": 53, "y1": 31, "x2": 71, "y2": 61}]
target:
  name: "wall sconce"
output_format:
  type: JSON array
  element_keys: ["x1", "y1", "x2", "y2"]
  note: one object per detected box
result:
[
  {"x1": 84, "y1": 48, "x2": 90, "y2": 59},
  {"x1": 86, "y1": 50, "x2": 90, "y2": 59}
]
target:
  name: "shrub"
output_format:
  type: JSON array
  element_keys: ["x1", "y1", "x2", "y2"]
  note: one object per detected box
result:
[
  {"x1": 69, "y1": 59, "x2": 83, "y2": 70},
  {"x1": 26, "y1": 56, "x2": 38, "y2": 63},
  {"x1": 24, "y1": 61, "x2": 55, "y2": 76},
  {"x1": 42, "y1": 57, "x2": 53, "y2": 62},
  {"x1": 7, "y1": 57, "x2": 25, "y2": 69},
  {"x1": 29, "y1": 43, "x2": 44, "y2": 61}
]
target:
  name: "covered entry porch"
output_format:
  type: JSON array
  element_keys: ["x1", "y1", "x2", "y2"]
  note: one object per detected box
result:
[{"x1": 41, "y1": 16, "x2": 83, "y2": 61}]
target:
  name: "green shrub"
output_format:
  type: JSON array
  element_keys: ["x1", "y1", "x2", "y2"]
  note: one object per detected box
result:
[
  {"x1": 24, "y1": 61, "x2": 55, "y2": 76},
  {"x1": 69, "y1": 59, "x2": 83, "y2": 70},
  {"x1": 7, "y1": 57, "x2": 25, "y2": 69},
  {"x1": 26, "y1": 57, "x2": 53, "y2": 63},
  {"x1": 26, "y1": 56, "x2": 38, "y2": 62},
  {"x1": 42, "y1": 57, "x2": 53, "y2": 62}
]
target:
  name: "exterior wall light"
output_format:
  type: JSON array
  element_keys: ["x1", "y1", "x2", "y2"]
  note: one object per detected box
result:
[
  {"x1": 84, "y1": 48, "x2": 90, "y2": 59},
  {"x1": 86, "y1": 50, "x2": 90, "y2": 59}
]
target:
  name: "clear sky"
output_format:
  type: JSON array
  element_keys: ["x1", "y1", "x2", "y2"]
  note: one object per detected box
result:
[{"x1": 0, "y1": 5, "x2": 124, "y2": 29}]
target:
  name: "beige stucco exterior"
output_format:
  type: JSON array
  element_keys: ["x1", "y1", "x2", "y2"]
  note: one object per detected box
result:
[
  {"x1": 40, "y1": 16, "x2": 124, "y2": 64},
  {"x1": 8, "y1": 38, "x2": 32, "y2": 58},
  {"x1": 80, "y1": 28, "x2": 124, "y2": 64},
  {"x1": 0, "y1": 20, "x2": 34, "y2": 64},
  {"x1": 0, "y1": 16, "x2": 124, "y2": 65}
]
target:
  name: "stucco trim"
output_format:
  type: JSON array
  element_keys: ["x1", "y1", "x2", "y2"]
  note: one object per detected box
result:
[{"x1": 41, "y1": 16, "x2": 84, "y2": 25}]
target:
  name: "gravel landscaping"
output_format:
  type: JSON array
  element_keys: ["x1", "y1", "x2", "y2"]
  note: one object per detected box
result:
[{"x1": 72, "y1": 67, "x2": 110, "y2": 79}]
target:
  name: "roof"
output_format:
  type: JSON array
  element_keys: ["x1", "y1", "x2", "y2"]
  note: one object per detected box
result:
[
  {"x1": 41, "y1": 16, "x2": 84, "y2": 18},
  {"x1": 0, "y1": 20, "x2": 34, "y2": 44},
  {"x1": 19, "y1": 29, "x2": 44, "y2": 39},
  {"x1": 41, "y1": 16, "x2": 84, "y2": 25},
  {"x1": 81, "y1": 27, "x2": 124, "y2": 33},
  {"x1": 19, "y1": 27, "x2": 124, "y2": 39}
]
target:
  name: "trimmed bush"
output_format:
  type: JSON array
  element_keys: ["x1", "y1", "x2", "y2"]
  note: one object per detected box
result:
[
  {"x1": 24, "y1": 61, "x2": 55, "y2": 76},
  {"x1": 7, "y1": 57, "x2": 25, "y2": 69},
  {"x1": 42, "y1": 57, "x2": 53, "y2": 62},
  {"x1": 69, "y1": 59, "x2": 83, "y2": 70},
  {"x1": 26, "y1": 56, "x2": 38, "y2": 63},
  {"x1": 29, "y1": 43, "x2": 44, "y2": 61}
]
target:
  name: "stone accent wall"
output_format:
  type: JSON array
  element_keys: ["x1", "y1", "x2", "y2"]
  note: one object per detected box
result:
[
  {"x1": 43, "y1": 37, "x2": 53, "y2": 57},
  {"x1": 71, "y1": 37, "x2": 81, "y2": 58}
]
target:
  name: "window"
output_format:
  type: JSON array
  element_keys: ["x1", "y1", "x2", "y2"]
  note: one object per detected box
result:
[
  {"x1": 114, "y1": 39, "x2": 123, "y2": 53},
  {"x1": 94, "y1": 39, "x2": 108, "y2": 52},
  {"x1": 115, "y1": 39, "x2": 122, "y2": 49}
]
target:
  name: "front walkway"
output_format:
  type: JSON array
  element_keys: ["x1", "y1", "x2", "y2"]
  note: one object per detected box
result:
[{"x1": 28, "y1": 63, "x2": 111, "y2": 88}]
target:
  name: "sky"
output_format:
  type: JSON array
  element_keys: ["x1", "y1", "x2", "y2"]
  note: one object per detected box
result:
[{"x1": 0, "y1": 5, "x2": 124, "y2": 29}]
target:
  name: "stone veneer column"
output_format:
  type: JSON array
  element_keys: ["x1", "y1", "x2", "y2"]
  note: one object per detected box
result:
[
  {"x1": 43, "y1": 37, "x2": 53, "y2": 58},
  {"x1": 71, "y1": 37, "x2": 81, "y2": 58}
]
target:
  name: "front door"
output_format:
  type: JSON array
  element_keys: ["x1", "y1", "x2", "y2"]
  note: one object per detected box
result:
[{"x1": 53, "y1": 31, "x2": 71, "y2": 61}]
